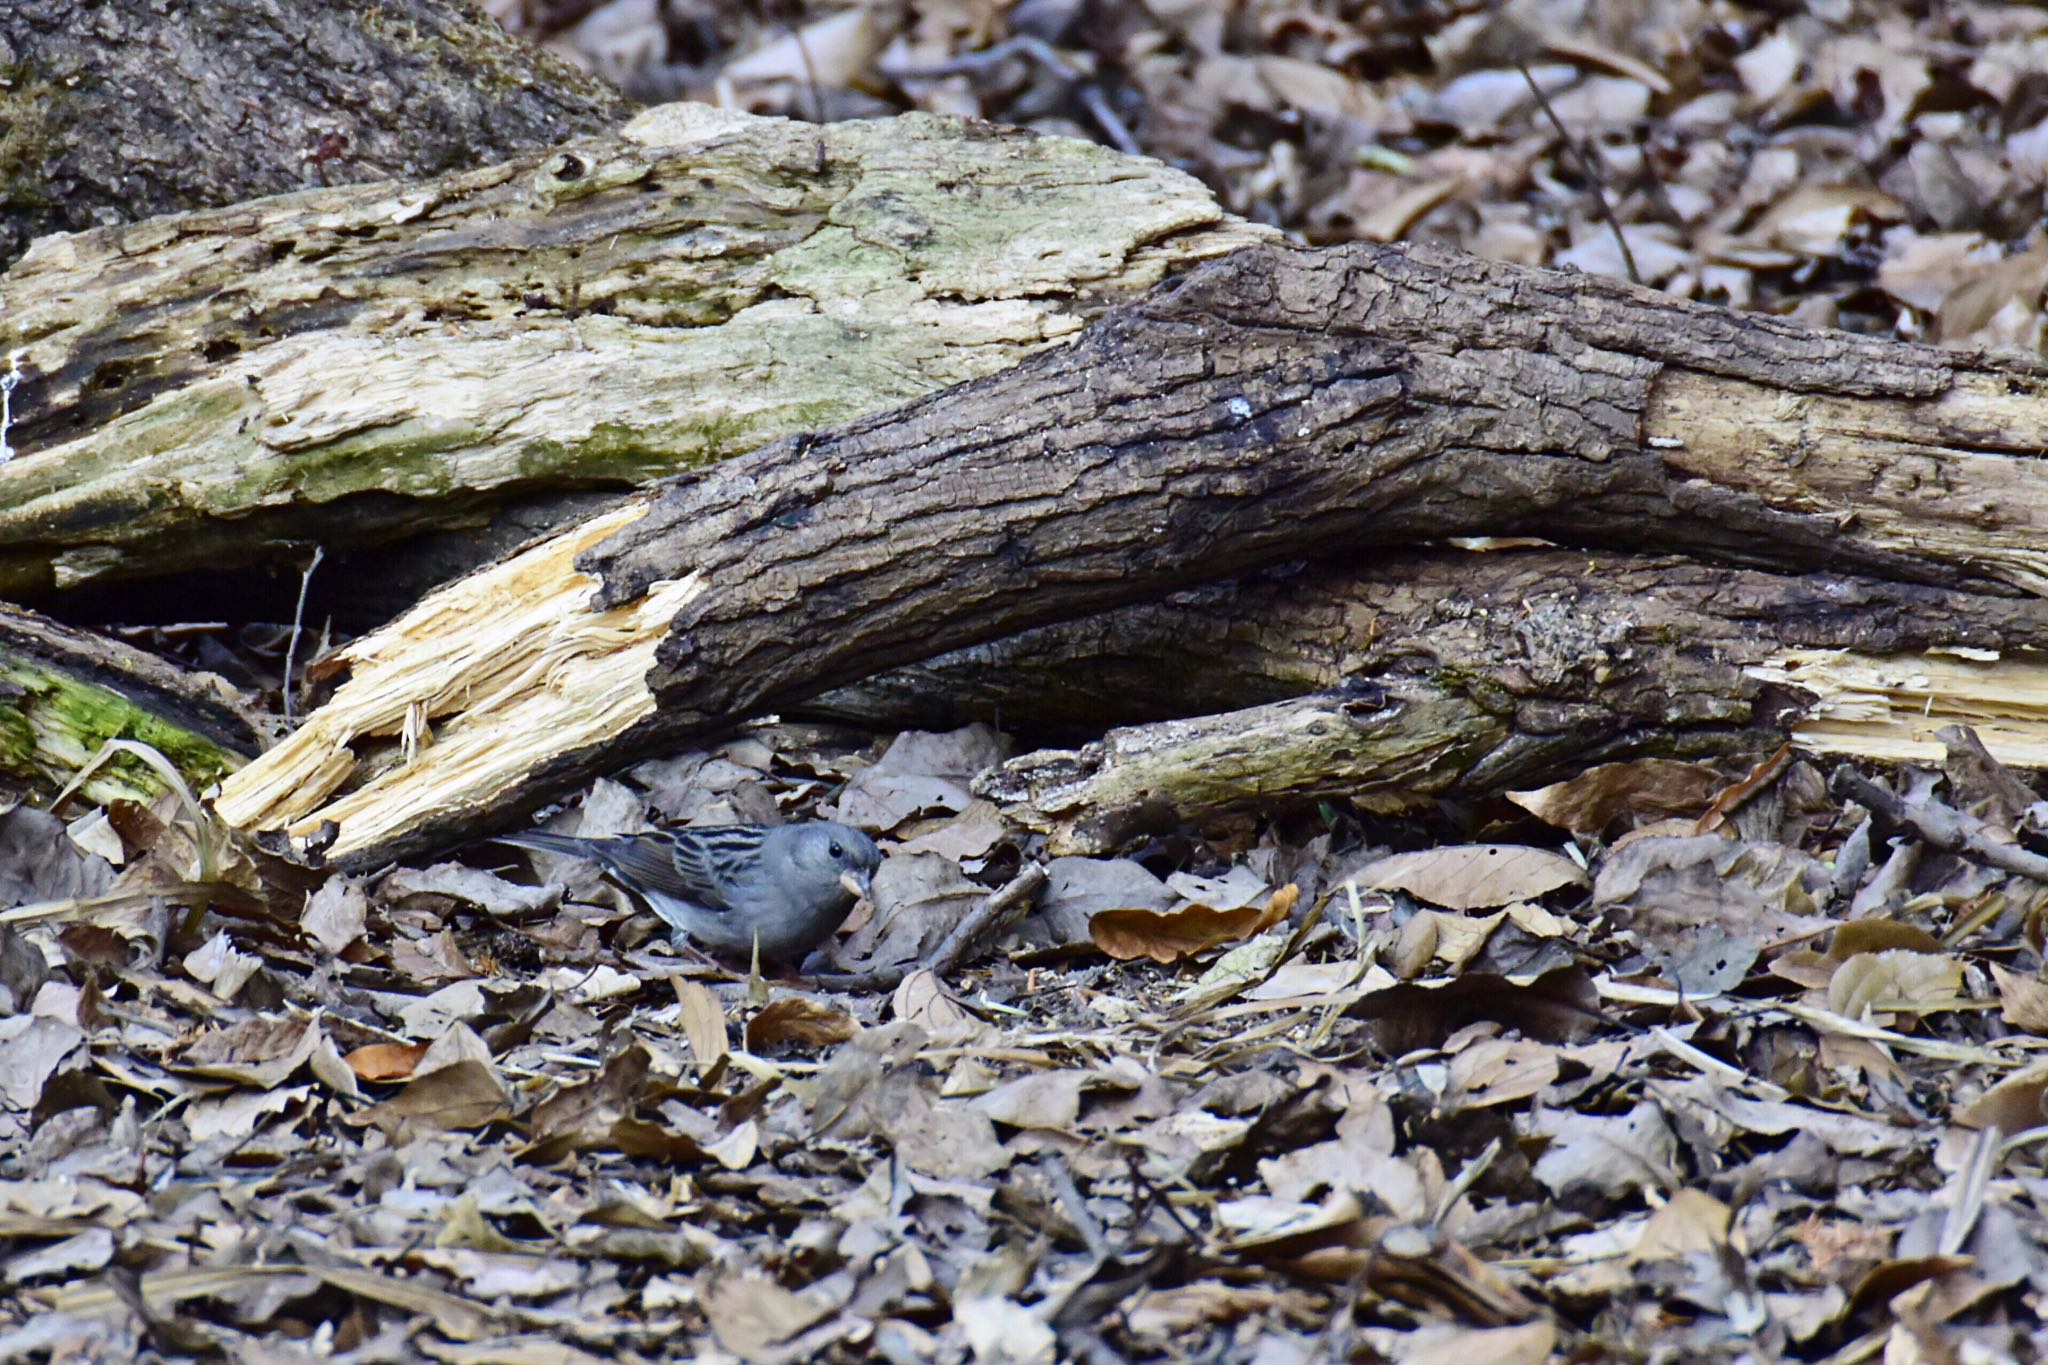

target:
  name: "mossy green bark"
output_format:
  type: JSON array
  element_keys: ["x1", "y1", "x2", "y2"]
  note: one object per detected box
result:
[{"x1": 0, "y1": 653, "x2": 243, "y2": 804}]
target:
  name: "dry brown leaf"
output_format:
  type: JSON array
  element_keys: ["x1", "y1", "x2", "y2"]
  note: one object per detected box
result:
[
  {"x1": 1955, "y1": 1060, "x2": 2048, "y2": 1132},
  {"x1": 1694, "y1": 744, "x2": 1794, "y2": 835},
  {"x1": 1509, "y1": 759, "x2": 1724, "y2": 836},
  {"x1": 1355, "y1": 176, "x2": 1463, "y2": 243},
  {"x1": 746, "y1": 996, "x2": 860, "y2": 1049},
  {"x1": 1769, "y1": 949, "x2": 1838, "y2": 990},
  {"x1": 675, "y1": 979, "x2": 729, "y2": 1065},
  {"x1": 1827, "y1": 950, "x2": 1966, "y2": 1019},
  {"x1": 832, "y1": 723, "x2": 1009, "y2": 832},
  {"x1": 702, "y1": 1268, "x2": 837, "y2": 1358},
  {"x1": 1530, "y1": 1100, "x2": 1678, "y2": 1198},
  {"x1": 1845, "y1": 1255, "x2": 1978, "y2": 1320},
  {"x1": 1830, "y1": 919, "x2": 1945, "y2": 958},
  {"x1": 1090, "y1": 884, "x2": 1299, "y2": 964},
  {"x1": 1752, "y1": 184, "x2": 1907, "y2": 257},
  {"x1": 1347, "y1": 966, "x2": 1604, "y2": 1052},
  {"x1": 1447, "y1": 1036, "x2": 1556, "y2": 1108},
  {"x1": 972, "y1": 1069, "x2": 1092, "y2": 1131},
  {"x1": 892, "y1": 968, "x2": 980, "y2": 1039},
  {"x1": 1389, "y1": 910, "x2": 1440, "y2": 979},
  {"x1": 1358, "y1": 846, "x2": 1586, "y2": 911},
  {"x1": 172, "y1": 1013, "x2": 321, "y2": 1088},
  {"x1": 1123, "y1": 1283, "x2": 1323, "y2": 1342},
  {"x1": 301, "y1": 876, "x2": 368, "y2": 955},
  {"x1": 344, "y1": 1040, "x2": 432, "y2": 1083},
  {"x1": 1256, "y1": 55, "x2": 1383, "y2": 122},
  {"x1": 1595, "y1": 836, "x2": 1829, "y2": 956},
  {"x1": 1630, "y1": 1189, "x2": 1732, "y2": 1263},
  {"x1": 387, "y1": 926, "x2": 475, "y2": 982},
  {"x1": 1542, "y1": 36, "x2": 1673, "y2": 96},
  {"x1": 1398, "y1": 1321, "x2": 1557, "y2": 1365},
  {"x1": 529, "y1": 1045, "x2": 646, "y2": 1140},
  {"x1": 348, "y1": 1059, "x2": 511, "y2": 1135},
  {"x1": 1991, "y1": 963, "x2": 2048, "y2": 1035}
]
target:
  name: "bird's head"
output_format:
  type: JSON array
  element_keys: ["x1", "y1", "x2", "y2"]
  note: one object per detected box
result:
[{"x1": 779, "y1": 821, "x2": 881, "y2": 904}]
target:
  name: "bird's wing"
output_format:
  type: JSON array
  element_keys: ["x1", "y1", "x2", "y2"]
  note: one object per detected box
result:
[
  {"x1": 662, "y1": 826, "x2": 768, "y2": 912},
  {"x1": 499, "y1": 830, "x2": 728, "y2": 913},
  {"x1": 583, "y1": 835, "x2": 722, "y2": 909}
]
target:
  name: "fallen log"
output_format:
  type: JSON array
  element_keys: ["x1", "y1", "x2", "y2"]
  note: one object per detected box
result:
[
  {"x1": 0, "y1": 105, "x2": 1263, "y2": 599},
  {"x1": 0, "y1": 606, "x2": 262, "y2": 804},
  {"x1": 212, "y1": 239, "x2": 2048, "y2": 868},
  {"x1": 950, "y1": 549, "x2": 2048, "y2": 851}
]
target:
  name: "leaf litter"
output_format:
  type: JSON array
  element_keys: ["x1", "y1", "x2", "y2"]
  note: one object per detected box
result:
[
  {"x1": 3, "y1": 718, "x2": 2047, "y2": 1359},
  {"x1": 13, "y1": 0, "x2": 2048, "y2": 1358}
]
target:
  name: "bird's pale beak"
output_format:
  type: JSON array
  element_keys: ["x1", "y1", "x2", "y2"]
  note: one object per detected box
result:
[{"x1": 839, "y1": 869, "x2": 872, "y2": 902}]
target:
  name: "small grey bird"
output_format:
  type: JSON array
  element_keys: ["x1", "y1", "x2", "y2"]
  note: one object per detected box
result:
[{"x1": 496, "y1": 821, "x2": 880, "y2": 965}]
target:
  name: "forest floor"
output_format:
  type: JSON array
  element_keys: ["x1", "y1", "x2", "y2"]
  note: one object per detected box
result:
[{"x1": 7, "y1": 1, "x2": 2048, "y2": 1361}]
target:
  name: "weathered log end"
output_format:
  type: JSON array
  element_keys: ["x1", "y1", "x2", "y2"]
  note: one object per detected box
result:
[{"x1": 211, "y1": 499, "x2": 696, "y2": 865}]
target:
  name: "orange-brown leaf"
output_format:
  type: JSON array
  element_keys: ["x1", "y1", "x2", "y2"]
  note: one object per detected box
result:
[
  {"x1": 345, "y1": 1041, "x2": 433, "y2": 1082},
  {"x1": 1091, "y1": 884, "x2": 1300, "y2": 964}
]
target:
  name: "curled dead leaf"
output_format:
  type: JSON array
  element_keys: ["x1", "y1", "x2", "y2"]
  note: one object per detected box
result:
[
  {"x1": 1509, "y1": 759, "x2": 1724, "y2": 836},
  {"x1": 1090, "y1": 884, "x2": 1300, "y2": 964},
  {"x1": 745, "y1": 996, "x2": 860, "y2": 1049},
  {"x1": 1955, "y1": 1059, "x2": 2048, "y2": 1133}
]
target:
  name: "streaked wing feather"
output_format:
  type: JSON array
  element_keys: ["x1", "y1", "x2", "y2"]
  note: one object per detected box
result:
[
  {"x1": 584, "y1": 836, "x2": 721, "y2": 908},
  {"x1": 500, "y1": 830, "x2": 732, "y2": 914},
  {"x1": 664, "y1": 826, "x2": 768, "y2": 912}
]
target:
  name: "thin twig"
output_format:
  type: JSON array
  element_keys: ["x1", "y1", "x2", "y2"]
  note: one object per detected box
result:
[
  {"x1": 1516, "y1": 59, "x2": 1640, "y2": 285},
  {"x1": 1075, "y1": 84, "x2": 1142, "y2": 157},
  {"x1": 1041, "y1": 1154, "x2": 1109, "y2": 1259},
  {"x1": 929, "y1": 861, "x2": 1048, "y2": 975},
  {"x1": 282, "y1": 544, "x2": 325, "y2": 726},
  {"x1": 1832, "y1": 765, "x2": 2048, "y2": 884},
  {"x1": 809, "y1": 862, "x2": 1048, "y2": 993}
]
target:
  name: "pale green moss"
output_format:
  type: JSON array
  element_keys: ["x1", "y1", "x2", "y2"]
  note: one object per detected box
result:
[{"x1": 0, "y1": 653, "x2": 243, "y2": 803}]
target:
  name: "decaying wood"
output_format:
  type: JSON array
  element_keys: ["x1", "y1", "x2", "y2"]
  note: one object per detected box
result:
[
  {"x1": 0, "y1": 0, "x2": 631, "y2": 271},
  {"x1": 214, "y1": 238, "x2": 2048, "y2": 869},
  {"x1": 0, "y1": 104, "x2": 1264, "y2": 598},
  {"x1": 0, "y1": 606, "x2": 261, "y2": 804},
  {"x1": 0, "y1": 0, "x2": 630, "y2": 272},
  {"x1": 962, "y1": 549, "x2": 2048, "y2": 851}
]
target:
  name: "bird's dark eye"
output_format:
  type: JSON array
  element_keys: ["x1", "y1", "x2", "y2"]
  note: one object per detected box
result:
[{"x1": 829, "y1": 841, "x2": 844, "y2": 859}]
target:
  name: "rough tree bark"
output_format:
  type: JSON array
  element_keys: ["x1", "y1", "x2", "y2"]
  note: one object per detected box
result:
[
  {"x1": 0, "y1": 0, "x2": 631, "y2": 270},
  {"x1": 925, "y1": 549, "x2": 2048, "y2": 850},
  {"x1": 210, "y1": 240, "x2": 2048, "y2": 869}
]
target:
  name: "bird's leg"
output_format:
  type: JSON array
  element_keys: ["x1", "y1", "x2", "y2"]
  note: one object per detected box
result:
[{"x1": 666, "y1": 929, "x2": 725, "y2": 971}]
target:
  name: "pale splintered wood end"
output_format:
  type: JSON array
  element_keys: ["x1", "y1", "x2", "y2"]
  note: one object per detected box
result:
[
  {"x1": 1749, "y1": 649, "x2": 2048, "y2": 766},
  {"x1": 213, "y1": 498, "x2": 702, "y2": 860}
]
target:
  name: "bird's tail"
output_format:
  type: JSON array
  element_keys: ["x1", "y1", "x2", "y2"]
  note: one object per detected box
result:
[{"x1": 494, "y1": 830, "x2": 601, "y2": 861}]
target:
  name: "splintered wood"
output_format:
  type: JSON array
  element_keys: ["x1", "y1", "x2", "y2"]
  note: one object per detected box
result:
[
  {"x1": 1750, "y1": 651, "x2": 2048, "y2": 766},
  {"x1": 212, "y1": 499, "x2": 700, "y2": 862}
]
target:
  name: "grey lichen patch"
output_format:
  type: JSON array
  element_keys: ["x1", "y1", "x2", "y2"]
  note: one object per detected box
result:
[{"x1": 0, "y1": 652, "x2": 243, "y2": 804}]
